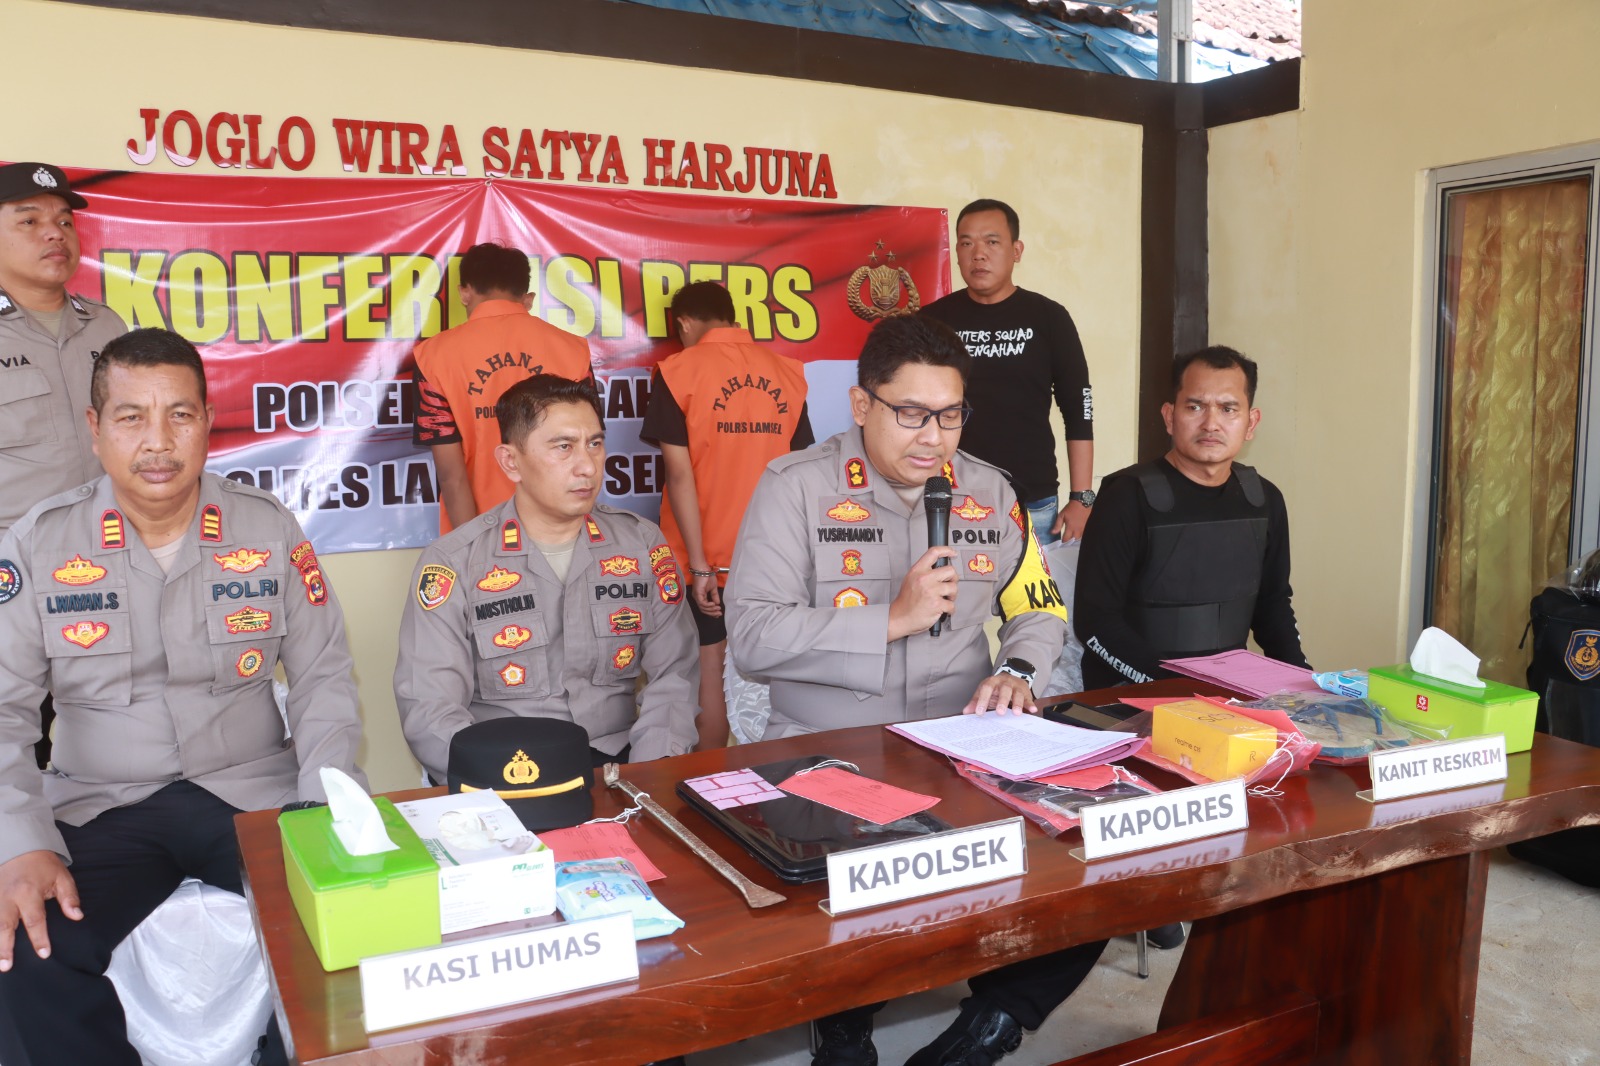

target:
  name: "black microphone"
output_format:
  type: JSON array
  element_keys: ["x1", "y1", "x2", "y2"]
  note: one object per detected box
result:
[{"x1": 925, "y1": 476, "x2": 953, "y2": 636}]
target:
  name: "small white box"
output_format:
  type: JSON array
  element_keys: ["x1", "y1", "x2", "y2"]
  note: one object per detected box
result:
[{"x1": 394, "y1": 791, "x2": 556, "y2": 934}]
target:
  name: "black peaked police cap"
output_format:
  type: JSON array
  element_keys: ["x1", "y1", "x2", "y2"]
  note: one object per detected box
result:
[
  {"x1": 447, "y1": 718, "x2": 594, "y2": 831},
  {"x1": 0, "y1": 163, "x2": 88, "y2": 209}
]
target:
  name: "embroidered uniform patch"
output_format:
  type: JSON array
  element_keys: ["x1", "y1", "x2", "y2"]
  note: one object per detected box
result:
[
  {"x1": 417, "y1": 563, "x2": 456, "y2": 610},
  {"x1": 62, "y1": 621, "x2": 109, "y2": 649},
  {"x1": 477, "y1": 566, "x2": 521, "y2": 593},
  {"x1": 833, "y1": 587, "x2": 868, "y2": 608},
  {"x1": 214, "y1": 548, "x2": 270, "y2": 574}
]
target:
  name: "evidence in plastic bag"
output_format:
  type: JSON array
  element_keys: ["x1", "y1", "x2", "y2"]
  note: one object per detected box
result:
[
  {"x1": 555, "y1": 857, "x2": 685, "y2": 940},
  {"x1": 954, "y1": 760, "x2": 1163, "y2": 837},
  {"x1": 1240, "y1": 689, "x2": 1448, "y2": 764}
]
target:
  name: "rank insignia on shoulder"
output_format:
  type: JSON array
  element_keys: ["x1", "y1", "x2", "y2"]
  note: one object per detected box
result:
[
  {"x1": 954, "y1": 496, "x2": 994, "y2": 522},
  {"x1": 417, "y1": 563, "x2": 457, "y2": 610},
  {"x1": 62, "y1": 620, "x2": 109, "y2": 649},
  {"x1": 224, "y1": 606, "x2": 272, "y2": 633},
  {"x1": 657, "y1": 570, "x2": 682, "y2": 605},
  {"x1": 968, "y1": 553, "x2": 995, "y2": 575},
  {"x1": 492, "y1": 624, "x2": 532, "y2": 650},
  {"x1": 499, "y1": 662, "x2": 527, "y2": 687},
  {"x1": 833, "y1": 587, "x2": 868, "y2": 609},
  {"x1": 236, "y1": 648, "x2": 265, "y2": 678},
  {"x1": 609, "y1": 606, "x2": 643, "y2": 634},
  {"x1": 501, "y1": 520, "x2": 522, "y2": 552},
  {"x1": 214, "y1": 548, "x2": 269, "y2": 574},
  {"x1": 841, "y1": 550, "x2": 863, "y2": 576},
  {"x1": 648, "y1": 543, "x2": 675, "y2": 576},
  {"x1": 941, "y1": 461, "x2": 958, "y2": 489},
  {"x1": 53, "y1": 555, "x2": 106, "y2": 586},
  {"x1": 613, "y1": 644, "x2": 637, "y2": 670},
  {"x1": 585, "y1": 516, "x2": 604, "y2": 543},
  {"x1": 200, "y1": 504, "x2": 223, "y2": 542},
  {"x1": 1009, "y1": 501, "x2": 1026, "y2": 535},
  {"x1": 845, "y1": 457, "x2": 869, "y2": 489},
  {"x1": 826, "y1": 499, "x2": 871, "y2": 523},
  {"x1": 598, "y1": 555, "x2": 641, "y2": 577},
  {"x1": 0, "y1": 560, "x2": 22, "y2": 604},
  {"x1": 477, "y1": 566, "x2": 521, "y2": 593},
  {"x1": 101, "y1": 510, "x2": 125, "y2": 549}
]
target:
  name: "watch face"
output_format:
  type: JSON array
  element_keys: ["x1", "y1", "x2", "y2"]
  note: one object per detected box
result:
[
  {"x1": 1003, "y1": 657, "x2": 1036, "y2": 677},
  {"x1": 1073, "y1": 489, "x2": 1096, "y2": 507}
]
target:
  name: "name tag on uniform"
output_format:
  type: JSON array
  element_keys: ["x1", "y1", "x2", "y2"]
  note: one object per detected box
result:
[
  {"x1": 1073, "y1": 778, "x2": 1248, "y2": 862},
  {"x1": 359, "y1": 913, "x2": 637, "y2": 1032},
  {"x1": 821, "y1": 817, "x2": 1027, "y2": 916},
  {"x1": 1358, "y1": 734, "x2": 1508, "y2": 803}
]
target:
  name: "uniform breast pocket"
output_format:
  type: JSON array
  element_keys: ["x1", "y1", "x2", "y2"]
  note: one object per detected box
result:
[
  {"x1": 205, "y1": 598, "x2": 285, "y2": 693},
  {"x1": 0, "y1": 366, "x2": 60, "y2": 449},
  {"x1": 588, "y1": 602, "x2": 652, "y2": 685},
  {"x1": 45, "y1": 610, "x2": 133, "y2": 706},
  {"x1": 473, "y1": 615, "x2": 553, "y2": 698},
  {"x1": 812, "y1": 544, "x2": 893, "y2": 611},
  {"x1": 952, "y1": 548, "x2": 1003, "y2": 629}
]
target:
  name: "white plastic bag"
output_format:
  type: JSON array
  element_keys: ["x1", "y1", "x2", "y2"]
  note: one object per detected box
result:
[
  {"x1": 724, "y1": 648, "x2": 774, "y2": 745},
  {"x1": 106, "y1": 879, "x2": 271, "y2": 1066},
  {"x1": 1040, "y1": 539, "x2": 1084, "y2": 697}
]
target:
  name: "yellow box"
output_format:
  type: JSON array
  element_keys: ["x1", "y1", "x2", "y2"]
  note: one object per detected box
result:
[{"x1": 1152, "y1": 700, "x2": 1279, "y2": 781}]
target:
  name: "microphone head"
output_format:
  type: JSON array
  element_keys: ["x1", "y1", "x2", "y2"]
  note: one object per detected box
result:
[{"x1": 924, "y1": 476, "x2": 953, "y2": 507}]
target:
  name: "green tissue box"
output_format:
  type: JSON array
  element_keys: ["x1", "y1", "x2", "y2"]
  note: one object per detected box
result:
[
  {"x1": 280, "y1": 799, "x2": 442, "y2": 971},
  {"x1": 1367, "y1": 665, "x2": 1537, "y2": 754}
]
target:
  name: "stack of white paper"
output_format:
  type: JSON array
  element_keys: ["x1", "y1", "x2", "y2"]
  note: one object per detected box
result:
[{"x1": 888, "y1": 714, "x2": 1143, "y2": 781}]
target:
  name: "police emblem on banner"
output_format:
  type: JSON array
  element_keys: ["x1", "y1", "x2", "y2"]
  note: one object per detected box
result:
[
  {"x1": 1565, "y1": 629, "x2": 1600, "y2": 681},
  {"x1": 417, "y1": 563, "x2": 456, "y2": 610},
  {"x1": 846, "y1": 241, "x2": 921, "y2": 321}
]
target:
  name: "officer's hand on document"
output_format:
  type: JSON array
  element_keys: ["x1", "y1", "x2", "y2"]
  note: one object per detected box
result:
[{"x1": 963, "y1": 673, "x2": 1038, "y2": 717}]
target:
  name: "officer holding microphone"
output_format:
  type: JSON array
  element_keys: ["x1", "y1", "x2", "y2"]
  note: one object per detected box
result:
[{"x1": 727, "y1": 315, "x2": 1099, "y2": 1066}]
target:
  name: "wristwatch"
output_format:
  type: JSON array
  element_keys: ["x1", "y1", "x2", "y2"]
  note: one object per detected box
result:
[
  {"x1": 994, "y1": 657, "x2": 1037, "y2": 688},
  {"x1": 1068, "y1": 489, "x2": 1096, "y2": 507}
]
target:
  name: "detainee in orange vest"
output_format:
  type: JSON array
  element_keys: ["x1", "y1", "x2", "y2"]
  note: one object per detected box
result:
[
  {"x1": 640, "y1": 282, "x2": 814, "y2": 746},
  {"x1": 411, "y1": 242, "x2": 594, "y2": 532}
]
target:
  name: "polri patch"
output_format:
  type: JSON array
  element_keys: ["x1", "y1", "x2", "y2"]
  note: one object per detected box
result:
[
  {"x1": 236, "y1": 648, "x2": 266, "y2": 678},
  {"x1": 648, "y1": 543, "x2": 675, "y2": 575},
  {"x1": 417, "y1": 563, "x2": 457, "y2": 611},
  {"x1": 598, "y1": 555, "x2": 640, "y2": 577},
  {"x1": 62, "y1": 620, "x2": 109, "y2": 649},
  {"x1": 657, "y1": 570, "x2": 682, "y2": 605},
  {"x1": 52, "y1": 555, "x2": 106, "y2": 586},
  {"x1": 0, "y1": 560, "x2": 22, "y2": 604},
  {"x1": 290, "y1": 541, "x2": 328, "y2": 606},
  {"x1": 215, "y1": 547, "x2": 270, "y2": 573},
  {"x1": 477, "y1": 566, "x2": 521, "y2": 593}
]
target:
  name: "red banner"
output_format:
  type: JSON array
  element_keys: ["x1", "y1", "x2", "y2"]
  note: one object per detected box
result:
[{"x1": 55, "y1": 169, "x2": 948, "y2": 552}]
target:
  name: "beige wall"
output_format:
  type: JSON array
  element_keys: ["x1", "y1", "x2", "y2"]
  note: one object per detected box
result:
[
  {"x1": 11, "y1": 0, "x2": 1143, "y2": 789},
  {"x1": 1210, "y1": 0, "x2": 1600, "y2": 671}
]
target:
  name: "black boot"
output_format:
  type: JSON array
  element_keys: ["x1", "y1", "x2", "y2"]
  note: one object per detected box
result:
[
  {"x1": 904, "y1": 999, "x2": 1022, "y2": 1066},
  {"x1": 1145, "y1": 922, "x2": 1188, "y2": 950},
  {"x1": 812, "y1": 1008, "x2": 879, "y2": 1066}
]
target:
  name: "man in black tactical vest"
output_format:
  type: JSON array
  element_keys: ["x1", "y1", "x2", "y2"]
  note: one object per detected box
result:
[{"x1": 1075, "y1": 345, "x2": 1307, "y2": 691}]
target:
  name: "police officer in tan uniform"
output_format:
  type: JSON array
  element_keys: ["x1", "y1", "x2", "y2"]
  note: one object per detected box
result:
[
  {"x1": 0, "y1": 329, "x2": 365, "y2": 1066},
  {"x1": 0, "y1": 162, "x2": 127, "y2": 536},
  {"x1": 726, "y1": 316, "x2": 1100, "y2": 1066},
  {"x1": 0, "y1": 162, "x2": 129, "y2": 770},
  {"x1": 396, "y1": 373, "x2": 698, "y2": 782}
]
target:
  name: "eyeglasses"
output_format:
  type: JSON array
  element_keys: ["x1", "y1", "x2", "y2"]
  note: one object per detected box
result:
[{"x1": 861, "y1": 386, "x2": 972, "y2": 430}]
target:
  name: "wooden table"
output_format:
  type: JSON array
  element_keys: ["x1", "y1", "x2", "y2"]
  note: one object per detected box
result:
[{"x1": 236, "y1": 681, "x2": 1600, "y2": 1065}]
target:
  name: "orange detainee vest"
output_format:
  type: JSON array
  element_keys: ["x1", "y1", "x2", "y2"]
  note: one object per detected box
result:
[
  {"x1": 657, "y1": 327, "x2": 808, "y2": 582},
  {"x1": 414, "y1": 299, "x2": 591, "y2": 531}
]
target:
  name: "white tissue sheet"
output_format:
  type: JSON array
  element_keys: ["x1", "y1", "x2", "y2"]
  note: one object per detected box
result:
[
  {"x1": 320, "y1": 766, "x2": 398, "y2": 854},
  {"x1": 1409, "y1": 626, "x2": 1486, "y2": 689}
]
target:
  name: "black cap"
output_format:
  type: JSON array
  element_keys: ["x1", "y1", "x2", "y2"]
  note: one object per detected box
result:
[
  {"x1": 447, "y1": 718, "x2": 594, "y2": 831},
  {"x1": 0, "y1": 164, "x2": 88, "y2": 209}
]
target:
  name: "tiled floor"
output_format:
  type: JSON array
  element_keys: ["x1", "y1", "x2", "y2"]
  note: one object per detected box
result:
[{"x1": 691, "y1": 850, "x2": 1599, "y2": 1066}]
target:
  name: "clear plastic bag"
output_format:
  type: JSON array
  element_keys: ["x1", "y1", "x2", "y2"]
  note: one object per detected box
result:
[
  {"x1": 105, "y1": 879, "x2": 271, "y2": 1066},
  {"x1": 1240, "y1": 690, "x2": 1450, "y2": 765},
  {"x1": 954, "y1": 760, "x2": 1163, "y2": 837}
]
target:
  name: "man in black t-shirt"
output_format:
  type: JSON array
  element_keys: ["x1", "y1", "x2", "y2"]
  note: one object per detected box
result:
[
  {"x1": 923, "y1": 199, "x2": 1094, "y2": 543},
  {"x1": 1075, "y1": 346, "x2": 1307, "y2": 691}
]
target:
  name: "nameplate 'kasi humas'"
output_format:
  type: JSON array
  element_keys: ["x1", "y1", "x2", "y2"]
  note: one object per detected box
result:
[{"x1": 359, "y1": 912, "x2": 636, "y2": 1032}]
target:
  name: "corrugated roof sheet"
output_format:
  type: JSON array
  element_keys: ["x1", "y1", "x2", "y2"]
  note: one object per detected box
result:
[{"x1": 613, "y1": 0, "x2": 1295, "y2": 80}]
